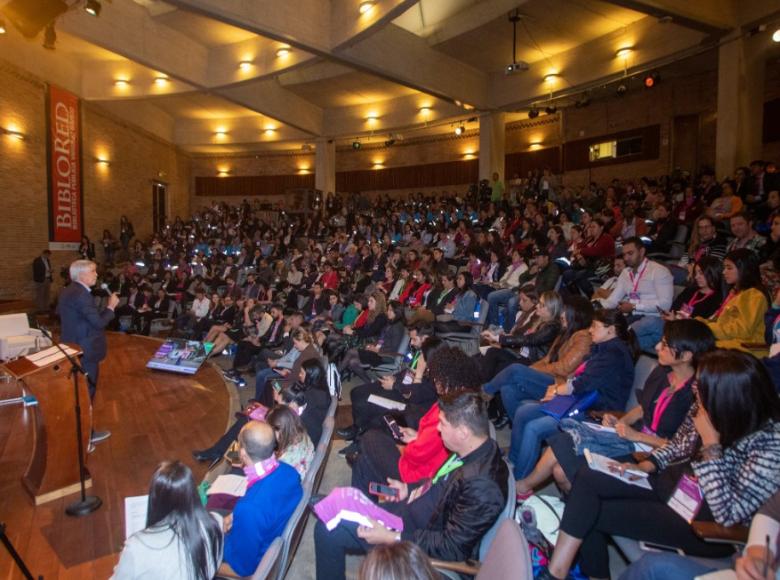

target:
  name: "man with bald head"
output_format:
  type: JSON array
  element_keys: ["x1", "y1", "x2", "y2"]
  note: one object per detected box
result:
[{"x1": 219, "y1": 421, "x2": 303, "y2": 577}]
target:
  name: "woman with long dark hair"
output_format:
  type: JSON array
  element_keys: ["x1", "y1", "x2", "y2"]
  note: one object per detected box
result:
[
  {"x1": 540, "y1": 350, "x2": 780, "y2": 580},
  {"x1": 701, "y1": 248, "x2": 768, "y2": 350},
  {"x1": 433, "y1": 271, "x2": 478, "y2": 333},
  {"x1": 111, "y1": 461, "x2": 223, "y2": 579}
]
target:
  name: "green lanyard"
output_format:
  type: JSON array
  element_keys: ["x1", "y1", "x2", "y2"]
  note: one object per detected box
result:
[
  {"x1": 410, "y1": 351, "x2": 421, "y2": 370},
  {"x1": 432, "y1": 453, "x2": 463, "y2": 484}
]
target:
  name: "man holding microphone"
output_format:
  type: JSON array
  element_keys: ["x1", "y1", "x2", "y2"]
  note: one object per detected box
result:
[{"x1": 57, "y1": 260, "x2": 120, "y2": 452}]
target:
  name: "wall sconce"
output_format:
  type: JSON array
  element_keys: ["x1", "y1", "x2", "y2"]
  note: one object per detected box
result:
[
  {"x1": 543, "y1": 73, "x2": 559, "y2": 84},
  {"x1": 153, "y1": 76, "x2": 169, "y2": 86},
  {"x1": 114, "y1": 78, "x2": 130, "y2": 88},
  {"x1": 217, "y1": 169, "x2": 230, "y2": 177},
  {"x1": 276, "y1": 47, "x2": 291, "y2": 58},
  {"x1": 616, "y1": 47, "x2": 633, "y2": 59},
  {"x1": 359, "y1": 1, "x2": 375, "y2": 14},
  {"x1": 264, "y1": 128, "x2": 276, "y2": 136},
  {"x1": 2, "y1": 127, "x2": 25, "y2": 140},
  {"x1": 95, "y1": 157, "x2": 110, "y2": 166},
  {"x1": 529, "y1": 141, "x2": 542, "y2": 150},
  {"x1": 238, "y1": 60, "x2": 254, "y2": 71},
  {"x1": 214, "y1": 129, "x2": 228, "y2": 139}
]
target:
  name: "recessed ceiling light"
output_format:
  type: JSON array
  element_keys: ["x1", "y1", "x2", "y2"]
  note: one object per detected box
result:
[
  {"x1": 359, "y1": 1, "x2": 375, "y2": 14},
  {"x1": 419, "y1": 106, "x2": 432, "y2": 114},
  {"x1": 214, "y1": 130, "x2": 228, "y2": 139},
  {"x1": 154, "y1": 76, "x2": 168, "y2": 86},
  {"x1": 276, "y1": 47, "x2": 291, "y2": 58},
  {"x1": 543, "y1": 73, "x2": 559, "y2": 83},
  {"x1": 454, "y1": 125, "x2": 465, "y2": 136},
  {"x1": 114, "y1": 79, "x2": 130, "y2": 88},
  {"x1": 616, "y1": 47, "x2": 633, "y2": 59},
  {"x1": 264, "y1": 128, "x2": 275, "y2": 136},
  {"x1": 366, "y1": 114, "x2": 378, "y2": 123},
  {"x1": 238, "y1": 60, "x2": 253, "y2": 71},
  {"x1": 84, "y1": 0, "x2": 102, "y2": 17}
]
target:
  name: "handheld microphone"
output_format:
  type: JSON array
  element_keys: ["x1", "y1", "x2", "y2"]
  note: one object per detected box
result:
[{"x1": 100, "y1": 283, "x2": 109, "y2": 292}]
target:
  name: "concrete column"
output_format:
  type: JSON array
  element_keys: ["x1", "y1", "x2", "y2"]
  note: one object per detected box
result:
[
  {"x1": 315, "y1": 138, "x2": 336, "y2": 199},
  {"x1": 479, "y1": 112, "x2": 506, "y2": 182},
  {"x1": 715, "y1": 34, "x2": 766, "y2": 177}
]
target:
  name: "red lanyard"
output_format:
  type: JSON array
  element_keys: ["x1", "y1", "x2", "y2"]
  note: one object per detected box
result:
[
  {"x1": 686, "y1": 289, "x2": 713, "y2": 310},
  {"x1": 628, "y1": 261, "x2": 649, "y2": 294},
  {"x1": 712, "y1": 290, "x2": 737, "y2": 319}
]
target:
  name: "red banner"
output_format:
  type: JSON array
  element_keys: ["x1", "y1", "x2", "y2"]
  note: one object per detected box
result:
[{"x1": 47, "y1": 85, "x2": 83, "y2": 244}]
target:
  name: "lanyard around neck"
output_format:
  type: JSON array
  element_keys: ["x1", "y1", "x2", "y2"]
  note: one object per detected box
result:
[{"x1": 432, "y1": 453, "x2": 463, "y2": 484}]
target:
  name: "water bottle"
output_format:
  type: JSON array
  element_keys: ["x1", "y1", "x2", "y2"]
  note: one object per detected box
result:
[
  {"x1": 498, "y1": 308, "x2": 505, "y2": 330},
  {"x1": 473, "y1": 301, "x2": 481, "y2": 321}
]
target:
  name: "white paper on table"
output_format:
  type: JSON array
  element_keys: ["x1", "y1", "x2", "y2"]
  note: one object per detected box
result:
[
  {"x1": 584, "y1": 449, "x2": 652, "y2": 490},
  {"x1": 124, "y1": 495, "x2": 149, "y2": 539},
  {"x1": 206, "y1": 474, "x2": 248, "y2": 497},
  {"x1": 27, "y1": 346, "x2": 79, "y2": 367},
  {"x1": 367, "y1": 394, "x2": 406, "y2": 411}
]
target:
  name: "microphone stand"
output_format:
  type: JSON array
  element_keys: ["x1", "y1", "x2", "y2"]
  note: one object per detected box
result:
[
  {"x1": 37, "y1": 326, "x2": 102, "y2": 517},
  {"x1": 0, "y1": 522, "x2": 41, "y2": 579}
]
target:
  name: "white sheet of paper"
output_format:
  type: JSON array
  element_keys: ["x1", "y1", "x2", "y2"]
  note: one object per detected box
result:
[
  {"x1": 367, "y1": 394, "x2": 406, "y2": 411},
  {"x1": 124, "y1": 495, "x2": 148, "y2": 539},
  {"x1": 206, "y1": 474, "x2": 248, "y2": 497},
  {"x1": 584, "y1": 449, "x2": 652, "y2": 490},
  {"x1": 27, "y1": 345, "x2": 79, "y2": 367},
  {"x1": 695, "y1": 571, "x2": 737, "y2": 580}
]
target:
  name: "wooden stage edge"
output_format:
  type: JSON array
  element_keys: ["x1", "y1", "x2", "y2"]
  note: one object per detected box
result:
[{"x1": 0, "y1": 332, "x2": 238, "y2": 580}]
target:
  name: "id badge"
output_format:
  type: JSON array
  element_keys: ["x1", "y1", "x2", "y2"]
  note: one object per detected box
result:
[
  {"x1": 518, "y1": 346, "x2": 530, "y2": 358},
  {"x1": 402, "y1": 370, "x2": 414, "y2": 385},
  {"x1": 679, "y1": 303, "x2": 693, "y2": 316},
  {"x1": 667, "y1": 474, "x2": 703, "y2": 523},
  {"x1": 628, "y1": 292, "x2": 640, "y2": 303}
]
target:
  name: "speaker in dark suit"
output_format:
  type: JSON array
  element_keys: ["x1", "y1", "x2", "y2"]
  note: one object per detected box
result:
[{"x1": 57, "y1": 260, "x2": 119, "y2": 448}]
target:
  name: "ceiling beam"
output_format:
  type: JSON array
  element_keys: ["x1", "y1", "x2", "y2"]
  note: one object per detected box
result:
[
  {"x1": 58, "y1": 4, "x2": 324, "y2": 135},
  {"x1": 598, "y1": 0, "x2": 734, "y2": 36},
  {"x1": 166, "y1": 0, "x2": 490, "y2": 109},
  {"x1": 415, "y1": 0, "x2": 529, "y2": 46}
]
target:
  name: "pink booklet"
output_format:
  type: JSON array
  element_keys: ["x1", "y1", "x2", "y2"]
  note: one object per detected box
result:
[
  {"x1": 248, "y1": 404, "x2": 269, "y2": 421},
  {"x1": 312, "y1": 486, "x2": 404, "y2": 532}
]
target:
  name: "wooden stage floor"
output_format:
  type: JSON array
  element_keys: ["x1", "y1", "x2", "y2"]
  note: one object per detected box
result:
[{"x1": 0, "y1": 333, "x2": 234, "y2": 579}]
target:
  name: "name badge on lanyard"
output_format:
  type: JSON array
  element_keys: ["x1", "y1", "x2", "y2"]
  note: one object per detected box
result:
[{"x1": 667, "y1": 474, "x2": 703, "y2": 523}]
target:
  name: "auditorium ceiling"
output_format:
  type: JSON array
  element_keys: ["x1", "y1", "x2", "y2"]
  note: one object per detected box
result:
[{"x1": 0, "y1": 0, "x2": 778, "y2": 155}]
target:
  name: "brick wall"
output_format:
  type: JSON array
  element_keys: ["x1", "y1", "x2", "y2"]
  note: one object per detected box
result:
[{"x1": 0, "y1": 61, "x2": 191, "y2": 301}]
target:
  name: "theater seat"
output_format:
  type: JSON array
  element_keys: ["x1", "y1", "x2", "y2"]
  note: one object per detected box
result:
[{"x1": 0, "y1": 313, "x2": 51, "y2": 361}]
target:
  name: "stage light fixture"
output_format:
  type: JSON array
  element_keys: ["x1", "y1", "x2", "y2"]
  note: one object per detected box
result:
[
  {"x1": 616, "y1": 82, "x2": 627, "y2": 96},
  {"x1": 545, "y1": 105, "x2": 557, "y2": 114},
  {"x1": 644, "y1": 72, "x2": 660, "y2": 88},
  {"x1": 276, "y1": 47, "x2": 291, "y2": 58},
  {"x1": 454, "y1": 125, "x2": 465, "y2": 136},
  {"x1": 528, "y1": 107, "x2": 539, "y2": 119},
  {"x1": 85, "y1": 0, "x2": 102, "y2": 17},
  {"x1": 359, "y1": 1, "x2": 375, "y2": 14},
  {"x1": 42, "y1": 23, "x2": 56, "y2": 50},
  {"x1": 352, "y1": 140, "x2": 361, "y2": 150}
]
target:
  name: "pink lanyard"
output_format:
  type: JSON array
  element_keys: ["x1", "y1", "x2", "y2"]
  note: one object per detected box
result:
[
  {"x1": 650, "y1": 375, "x2": 692, "y2": 433},
  {"x1": 711, "y1": 290, "x2": 737, "y2": 320},
  {"x1": 686, "y1": 289, "x2": 713, "y2": 310},
  {"x1": 628, "y1": 261, "x2": 649, "y2": 294}
]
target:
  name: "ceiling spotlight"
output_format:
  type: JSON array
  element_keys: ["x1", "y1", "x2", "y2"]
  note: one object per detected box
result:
[
  {"x1": 616, "y1": 82, "x2": 627, "y2": 96},
  {"x1": 276, "y1": 47, "x2": 291, "y2": 58},
  {"x1": 352, "y1": 140, "x2": 361, "y2": 150},
  {"x1": 527, "y1": 107, "x2": 539, "y2": 119},
  {"x1": 95, "y1": 157, "x2": 110, "y2": 166},
  {"x1": 238, "y1": 60, "x2": 253, "y2": 71},
  {"x1": 154, "y1": 76, "x2": 168, "y2": 86},
  {"x1": 366, "y1": 114, "x2": 378, "y2": 123},
  {"x1": 419, "y1": 106, "x2": 431, "y2": 115},
  {"x1": 543, "y1": 73, "x2": 559, "y2": 84},
  {"x1": 359, "y1": 1, "x2": 375, "y2": 14},
  {"x1": 644, "y1": 72, "x2": 660, "y2": 88},
  {"x1": 544, "y1": 105, "x2": 557, "y2": 114},
  {"x1": 454, "y1": 125, "x2": 465, "y2": 136},
  {"x1": 615, "y1": 47, "x2": 633, "y2": 59},
  {"x1": 0, "y1": 19, "x2": 6, "y2": 34},
  {"x1": 264, "y1": 128, "x2": 275, "y2": 136},
  {"x1": 463, "y1": 103, "x2": 475, "y2": 110},
  {"x1": 114, "y1": 78, "x2": 130, "y2": 87},
  {"x1": 42, "y1": 23, "x2": 56, "y2": 50},
  {"x1": 214, "y1": 129, "x2": 228, "y2": 139},
  {"x1": 773, "y1": 28, "x2": 780, "y2": 42},
  {"x1": 84, "y1": 0, "x2": 102, "y2": 17},
  {"x1": 2, "y1": 127, "x2": 25, "y2": 140}
]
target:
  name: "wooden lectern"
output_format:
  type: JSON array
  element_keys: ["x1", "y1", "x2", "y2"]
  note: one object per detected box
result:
[{"x1": 2, "y1": 345, "x2": 92, "y2": 505}]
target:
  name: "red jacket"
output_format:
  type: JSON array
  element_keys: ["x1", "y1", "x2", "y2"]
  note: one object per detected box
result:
[{"x1": 398, "y1": 404, "x2": 449, "y2": 483}]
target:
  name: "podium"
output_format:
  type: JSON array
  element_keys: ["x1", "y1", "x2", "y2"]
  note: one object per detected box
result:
[{"x1": 2, "y1": 345, "x2": 93, "y2": 505}]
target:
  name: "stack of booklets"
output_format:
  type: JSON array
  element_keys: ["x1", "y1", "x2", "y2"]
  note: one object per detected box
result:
[{"x1": 312, "y1": 487, "x2": 404, "y2": 532}]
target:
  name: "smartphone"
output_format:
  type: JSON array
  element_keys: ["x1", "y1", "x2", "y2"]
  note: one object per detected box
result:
[
  {"x1": 638, "y1": 541, "x2": 685, "y2": 555},
  {"x1": 384, "y1": 415, "x2": 404, "y2": 440},
  {"x1": 271, "y1": 380, "x2": 282, "y2": 392},
  {"x1": 369, "y1": 482, "x2": 399, "y2": 499}
]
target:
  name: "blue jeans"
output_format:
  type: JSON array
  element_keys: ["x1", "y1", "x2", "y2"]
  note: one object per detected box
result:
[
  {"x1": 619, "y1": 553, "x2": 715, "y2": 580},
  {"x1": 254, "y1": 368, "x2": 282, "y2": 401},
  {"x1": 631, "y1": 315, "x2": 665, "y2": 354},
  {"x1": 509, "y1": 402, "x2": 560, "y2": 479},
  {"x1": 483, "y1": 363, "x2": 554, "y2": 418},
  {"x1": 486, "y1": 287, "x2": 518, "y2": 329}
]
